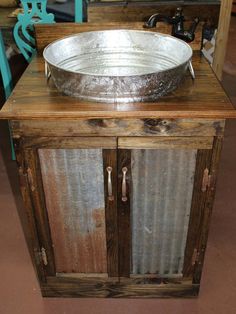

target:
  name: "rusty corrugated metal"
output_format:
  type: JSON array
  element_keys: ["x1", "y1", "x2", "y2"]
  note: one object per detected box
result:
[
  {"x1": 131, "y1": 149, "x2": 197, "y2": 276},
  {"x1": 38, "y1": 149, "x2": 107, "y2": 274}
]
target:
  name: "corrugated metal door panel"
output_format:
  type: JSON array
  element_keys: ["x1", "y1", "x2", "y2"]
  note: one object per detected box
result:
[
  {"x1": 131, "y1": 149, "x2": 197, "y2": 277},
  {"x1": 38, "y1": 148, "x2": 107, "y2": 274}
]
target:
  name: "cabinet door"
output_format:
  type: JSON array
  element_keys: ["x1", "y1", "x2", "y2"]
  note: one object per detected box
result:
[
  {"x1": 117, "y1": 137, "x2": 214, "y2": 282},
  {"x1": 22, "y1": 137, "x2": 118, "y2": 285}
]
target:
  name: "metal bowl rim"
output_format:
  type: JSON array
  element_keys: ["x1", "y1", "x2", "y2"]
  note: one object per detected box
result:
[{"x1": 43, "y1": 29, "x2": 193, "y2": 78}]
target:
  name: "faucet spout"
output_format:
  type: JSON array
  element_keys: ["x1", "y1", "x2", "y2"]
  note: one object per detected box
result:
[{"x1": 143, "y1": 13, "x2": 176, "y2": 29}]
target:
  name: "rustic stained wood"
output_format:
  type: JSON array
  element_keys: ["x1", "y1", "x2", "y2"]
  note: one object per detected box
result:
[
  {"x1": 119, "y1": 276, "x2": 192, "y2": 284},
  {"x1": 193, "y1": 136, "x2": 223, "y2": 284},
  {"x1": 14, "y1": 134, "x2": 225, "y2": 296},
  {"x1": 3, "y1": 22, "x2": 236, "y2": 298},
  {"x1": 56, "y1": 273, "x2": 109, "y2": 278},
  {"x1": 34, "y1": 22, "x2": 202, "y2": 52},
  {"x1": 103, "y1": 149, "x2": 119, "y2": 277},
  {"x1": 41, "y1": 276, "x2": 199, "y2": 298},
  {"x1": 18, "y1": 137, "x2": 117, "y2": 149},
  {"x1": 14, "y1": 138, "x2": 46, "y2": 282},
  {"x1": 117, "y1": 149, "x2": 131, "y2": 277},
  {"x1": 118, "y1": 136, "x2": 213, "y2": 149},
  {"x1": 1, "y1": 54, "x2": 235, "y2": 120},
  {"x1": 38, "y1": 148, "x2": 108, "y2": 274},
  {"x1": 87, "y1": 3, "x2": 220, "y2": 25},
  {"x1": 22, "y1": 136, "x2": 117, "y2": 276},
  {"x1": 212, "y1": 0, "x2": 233, "y2": 80},
  {"x1": 24, "y1": 148, "x2": 56, "y2": 276},
  {"x1": 10, "y1": 119, "x2": 225, "y2": 138},
  {"x1": 183, "y1": 149, "x2": 213, "y2": 277}
]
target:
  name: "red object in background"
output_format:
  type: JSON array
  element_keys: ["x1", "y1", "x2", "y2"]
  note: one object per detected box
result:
[{"x1": 232, "y1": 2, "x2": 236, "y2": 14}]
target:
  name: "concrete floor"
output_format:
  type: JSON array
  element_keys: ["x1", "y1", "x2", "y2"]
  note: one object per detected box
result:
[{"x1": 1, "y1": 17, "x2": 236, "y2": 314}]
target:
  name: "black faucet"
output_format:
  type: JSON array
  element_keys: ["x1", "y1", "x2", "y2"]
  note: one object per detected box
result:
[{"x1": 143, "y1": 8, "x2": 199, "y2": 43}]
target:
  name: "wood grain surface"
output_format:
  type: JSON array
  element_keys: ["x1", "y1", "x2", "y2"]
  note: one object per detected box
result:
[
  {"x1": 118, "y1": 136, "x2": 213, "y2": 149},
  {"x1": 41, "y1": 276, "x2": 199, "y2": 298},
  {"x1": 212, "y1": 0, "x2": 233, "y2": 80},
  {"x1": 2, "y1": 19, "x2": 233, "y2": 299},
  {"x1": 103, "y1": 149, "x2": 119, "y2": 277},
  {"x1": 10, "y1": 119, "x2": 225, "y2": 138},
  {"x1": 117, "y1": 149, "x2": 131, "y2": 277},
  {"x1": 183, "y1": 149, "x2": 213, "y2": 277},
  {"x1": 87, "y1": 3, "x2": 220, "y2": 25},
  {"x1": 14, "y1": 138, "x2": 47, "y2": 283},
  {"x1": 18, "y1": 137, "x2": 117, "y2": 149},
  {"x1": 38, "y1": 148, "x2": 108, "y2": 274},
  {"x1": 192, "y1": 136, "x2": 223, "y2": 284},
  {"x1": 34, "y1": 22, "x2": 202, "y2": 52},
  {"x1": 24, "y1": 148, "x2": 56, "y2": 277}
]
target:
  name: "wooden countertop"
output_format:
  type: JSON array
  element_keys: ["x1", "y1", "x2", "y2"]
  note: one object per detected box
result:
[{"x1": 1, "y1": 52, "x2": 236, "y2": 120}]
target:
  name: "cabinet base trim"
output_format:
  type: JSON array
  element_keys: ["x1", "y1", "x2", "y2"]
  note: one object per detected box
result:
[
  {"x1": 41, "y1": 277, "x2": 199, "y2": 298},
  {"x1": 56, "y1": 273, "x2": 109, "y2": 279}
]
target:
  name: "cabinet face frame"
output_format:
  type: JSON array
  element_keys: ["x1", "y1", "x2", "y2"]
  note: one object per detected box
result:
[{"x1": 14, "y1": 135, "x2": 222, "y2": 297}]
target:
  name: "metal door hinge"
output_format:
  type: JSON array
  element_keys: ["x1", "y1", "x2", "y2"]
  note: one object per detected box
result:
[
  {"x1": 201, "y1": 168, "x2": 211, "y2": 192},
  {"x1": 26, "y1": 167, "x2": 35, "y2": 192},
  {"x1": 18, "y1": 166, "x2": 28, "y2": 188},
  {"x1": 39, "y1": 247, "x2": 48, "y2": 266},
  {"x1": 18, "y1": 165, "x2": 35, "y2": 192},
  {"x1": 192, "y1": 248, "x2": 200, "y2": 266}
]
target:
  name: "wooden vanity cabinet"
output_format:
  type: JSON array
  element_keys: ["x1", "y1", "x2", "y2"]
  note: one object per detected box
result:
[
  {"x1": 12, "y1": 118, "x2": 224, "y2": 298},
  {"x1": 1, "y1": 22, "x2": 234, "y2": 298}
]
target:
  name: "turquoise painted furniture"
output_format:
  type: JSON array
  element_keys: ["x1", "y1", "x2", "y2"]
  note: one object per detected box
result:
[
  {"x1": 75, "y1": 0, "x2": 83, "y2": 23},
  {"x1": 14, "y1": 0, "x2": 83, "y2": 61},
  {"x1": 1, "y1": 0, "x2": 83, "y2": 95},
  {"x1": 1, "y1": 0, "x2": 83, "y2": 159},
  {"x1": 14, "y1": 0, "x2": 55, "y2": 62},
  {"x1": 0, "y1": 31, "x2": 12, "y2": 100}
]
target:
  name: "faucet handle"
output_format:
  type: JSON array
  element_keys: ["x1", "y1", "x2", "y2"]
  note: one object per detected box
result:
[
  {"x1": 174, "y1": 7, "x2": 184, "y2": 18},
  {"x1": 143, "y1": 7, "x2": 199, "y2": 43},
  {"x1": 188, "y1": 17, "x2": 200, "y2": 38},
  {"x1": 172, "y1": 13, "x2": 200, "y2": 42}
]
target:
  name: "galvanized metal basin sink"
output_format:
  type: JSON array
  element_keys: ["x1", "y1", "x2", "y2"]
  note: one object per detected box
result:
[{"x1": 43, "y1": 30, "x2": 193, "y2": 103}]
